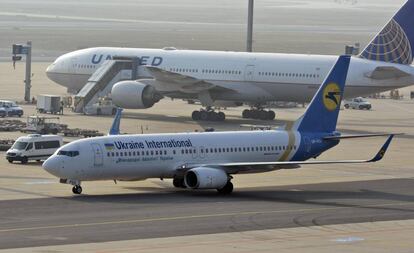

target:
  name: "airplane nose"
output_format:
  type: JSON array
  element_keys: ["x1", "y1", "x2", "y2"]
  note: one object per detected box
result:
[
  {"x1": 42, "y1": 156, "x2": 61, "y2": 177},
  {"x1": 46, "y1": 63, "x2": 57, "y2": 81}
]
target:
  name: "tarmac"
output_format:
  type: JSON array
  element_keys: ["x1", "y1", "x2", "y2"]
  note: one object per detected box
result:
[
  {"x1": 0, "y1": 62, "x2": 413, "y2": 251},
  {"x1": 0, "y1": 0, "x2": 413, "y2": 251}
]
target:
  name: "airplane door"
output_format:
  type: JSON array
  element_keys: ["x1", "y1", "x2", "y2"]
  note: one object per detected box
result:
[
  {"x1": 244, "y1": 65, "x2": 255, "y2": 81},
  {"x1": 91, "y1": 143, "x2": 103, "y2": 166}
]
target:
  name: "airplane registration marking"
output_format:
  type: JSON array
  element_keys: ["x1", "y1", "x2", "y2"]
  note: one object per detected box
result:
[{"x1": 0, "y1": 202, "x2": 411, "y2": 233}]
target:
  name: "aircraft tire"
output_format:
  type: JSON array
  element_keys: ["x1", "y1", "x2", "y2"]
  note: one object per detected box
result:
[
  {"x1": 251, "y1": 110, "x2": 260, "y2": 119},
  {"x1": 72, "y1": 185, "x2": 82, "y2": 194},
  {"x1": 208, "y1": 111, "x2": 218, "y2": 121},
  {"x1": 200, "y1": 111, "x2": 209, "y2": 121},
  {"x1": 217, "y1": 181, "x2": 233, "y2": 195},
  {"x1": 173, "y1": 178, "x2": 186, "y2": 188},
  {"x1": 267, "y1": 110, "x2": 276, "y2": 120},
  {"x1": 259, "y1": 110, "x2": 269, "y2": 120},
  {"x1": 191, "y1": 111, "x2": 201, "y2": 121},
  {"x1": 217, "y1": 112, "x2": 226, "y2": 121},
  {"x1": 242, "y1": 109, "x2": 251, "y2": 119}
]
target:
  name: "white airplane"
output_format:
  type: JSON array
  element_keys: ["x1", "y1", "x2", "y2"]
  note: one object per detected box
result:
[
  {"x1": 43, "y1": 55, "x2": 395, "y2": 195},
  {"x1": 45, "y1": 1, "x2": 414, "y2": 121}
]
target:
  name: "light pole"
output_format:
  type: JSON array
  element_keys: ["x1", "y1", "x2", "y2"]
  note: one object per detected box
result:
[{"x1": 247, "y1": 0, "x2": 254, "y2": 52}]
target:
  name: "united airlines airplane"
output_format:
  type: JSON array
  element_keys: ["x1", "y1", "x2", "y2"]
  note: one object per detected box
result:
[
  {"x1": 43, "y1": 56, "x2": 395, "y2": 195},
  {"x1": 45, "y1": 0, "x2": 414, "y2": 121}
]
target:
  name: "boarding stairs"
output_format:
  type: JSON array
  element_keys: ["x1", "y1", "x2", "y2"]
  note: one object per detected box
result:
[{"x1": 73, "y1": 58, "x2": 139, "y2": 113}]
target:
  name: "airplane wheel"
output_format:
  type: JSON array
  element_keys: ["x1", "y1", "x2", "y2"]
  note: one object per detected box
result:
[
  {"x1": 208, "y1": 111, "x2": 218, "y2": 121},
  {"x1": 259, "y1": 110, "x2": 269, "y2": 120},
  {"x1": 72, "y1": 185, "x2": 82, "y2": 194},
  {"x1": 200, "y1": 111, "x2": 209, "y2": 121},
  {"x1": 191, "y1": 111, "x2": 201, "y2": 120},
  {"x1": 242, "y1": 109, "x2": 251, "y2": 119},
  {"x1": 251, "y1": 110, "x2": 260, "y2": 119},
  {"x1": 267, "y1": 110, "x2": 276, "y2": 120},
  {"x1": 173, "y1": 178, "x2": 186, "y2": 188},
  {"x1": 217, "y1": 181, "x2": 233, "y2": 195},
  {"x1": 217, "y1": 112, "x2": 225, "y2": 121}
]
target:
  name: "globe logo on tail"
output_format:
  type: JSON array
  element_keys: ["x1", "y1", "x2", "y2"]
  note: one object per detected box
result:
[{"x1": 323, "y1": 83, "x2": 341, "y2": 111}]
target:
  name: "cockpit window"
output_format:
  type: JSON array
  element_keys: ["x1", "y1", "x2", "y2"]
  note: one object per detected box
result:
[
  {"x1": 57, "y1": 150, "x2": 79, "y2": 157},
  {"x1": 12, "y1": 141, "x2": 28, "y2": 150}
]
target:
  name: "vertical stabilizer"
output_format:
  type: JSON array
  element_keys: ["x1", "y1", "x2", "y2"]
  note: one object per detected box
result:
[
  {"x1": 359, "y1": 0, "x2": 414, "y2": 64},
  {"x1": 109, "y1": 108, "x2": 123, "y2": 135},
  {"x1": 294, "y1": 55, "x2": 351, "y2": 133}
]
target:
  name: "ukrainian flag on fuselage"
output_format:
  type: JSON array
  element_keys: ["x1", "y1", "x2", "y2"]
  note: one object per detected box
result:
[{"x1": 104, "y1": 143, "x2": 115, "y2": 151}]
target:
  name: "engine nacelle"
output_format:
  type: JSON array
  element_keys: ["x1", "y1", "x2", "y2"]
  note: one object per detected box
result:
[
  {"x1": 111, "y1": 81, "x2": 162, "y2": 109},
  {"x1": 184, "y1": 167, "x2": 228, "y2": 189}
]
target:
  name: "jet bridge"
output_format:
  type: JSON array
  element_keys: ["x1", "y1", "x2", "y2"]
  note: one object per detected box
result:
[{"x1": 73, "y1": 57, "x2": 140, "y2": 113}]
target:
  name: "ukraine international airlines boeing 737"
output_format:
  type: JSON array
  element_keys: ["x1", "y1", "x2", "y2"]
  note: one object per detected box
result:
[
  {"x1": 43, "y1": 56, "x2": 395, "y2": 195},
  {"x1": 46, "y1": 1, "x2": 414, "y2": 121}
]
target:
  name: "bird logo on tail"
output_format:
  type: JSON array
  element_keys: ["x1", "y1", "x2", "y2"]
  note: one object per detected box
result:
[{"x1": 323, "y1": 83, "x2": 341, "y2": 111}]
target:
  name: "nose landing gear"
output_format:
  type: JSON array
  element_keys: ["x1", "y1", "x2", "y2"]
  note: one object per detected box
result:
[{"x1": 72, "y1": 185, "x2": 82, "y2": 194}]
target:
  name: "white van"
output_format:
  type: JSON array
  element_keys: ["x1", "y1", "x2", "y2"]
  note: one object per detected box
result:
[{"x1": 6, "y1": 135, "x2": 63, "y2": 164}]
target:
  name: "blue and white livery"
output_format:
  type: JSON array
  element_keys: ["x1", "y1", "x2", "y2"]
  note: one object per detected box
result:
[{"x1": 43, "y1": 56, "x2": 395, "y2": 195}]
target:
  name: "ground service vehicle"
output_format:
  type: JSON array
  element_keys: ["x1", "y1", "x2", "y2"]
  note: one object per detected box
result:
[
  {"x1": 6, "y1": 134, "x2": 63, "y2": 164},
  {"x1": 344, "y1": 97, "x2": 372, "y2": 110},
  {"x1": 0, "y1": 100, "x2": 23, "y2": 117}
]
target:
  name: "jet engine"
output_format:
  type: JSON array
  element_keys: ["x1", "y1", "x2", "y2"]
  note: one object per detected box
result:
[
  {"x1": 111, "y1": 81, "x2": 162, "y2": 109},
  {"x1": 184, "y1": 167, "x2": 228, "y2": 189}
]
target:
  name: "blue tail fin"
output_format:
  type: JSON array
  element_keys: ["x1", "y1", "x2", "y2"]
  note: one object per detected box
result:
[
  {"x1": 109, "y1": 108, "x2": 123, "y2": 135},
  {"x1": 359, "y1": 0, "x2": 414, "y2": 64},
  {"x1": 294, "y1": 55, "x2": 351, "y2": 133}
]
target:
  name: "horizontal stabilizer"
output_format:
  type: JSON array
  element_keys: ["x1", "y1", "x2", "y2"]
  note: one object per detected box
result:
[
  {"x1": 323, "y1": 133, "x2": 402, "y2": 140},
  {"x1": 366, "y1": 66, "x2": 411, "y2": 80}
]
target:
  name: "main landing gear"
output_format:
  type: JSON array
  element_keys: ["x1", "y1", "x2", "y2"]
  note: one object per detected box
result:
[
  {"x1": 173, "y1": 177, "x2": 186, "y2": 188},
  {"x1": 72, "y1": 185, "x2": 82, "y2": 194},
  {"x1": 191, "y1": 107, "x2": 225, "y2": 121},
  {"x1": 242, "y1": 108, "x2": 275, "y2": 121},
  {"x1": 217, "y1": 180, "x2": 233, "y2": 194}
]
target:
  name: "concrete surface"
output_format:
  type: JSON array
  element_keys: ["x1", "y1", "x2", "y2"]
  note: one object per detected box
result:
[{"x1": 0, "y1": 178, "x2": 413, "y2": 249}]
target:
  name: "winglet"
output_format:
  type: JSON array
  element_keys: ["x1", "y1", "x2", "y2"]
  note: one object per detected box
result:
[
  {"x1": 369, "y1": 134, "x2": 395, "y2": 162},
  {"x1": 109, "y1": 108, "x2": 123, "y2": 135}
]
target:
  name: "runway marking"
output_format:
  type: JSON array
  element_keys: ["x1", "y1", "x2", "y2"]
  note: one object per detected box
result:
[{"x1": 0, "y1": 202, "x2": 412, "y2": 233}]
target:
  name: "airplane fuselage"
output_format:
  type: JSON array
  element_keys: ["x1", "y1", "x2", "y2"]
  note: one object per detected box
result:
[
  {"x1": 46, "y1": 47, "x2": 414, "y2": 102},
  {"x1": 43, "y1": 130, "x2": 334, "y2": 182}
]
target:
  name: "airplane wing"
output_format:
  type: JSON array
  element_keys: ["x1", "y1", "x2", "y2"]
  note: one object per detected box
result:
[
  {"x1": 366, "y1": 66, "x2": 411, "y2": 80},
  {"x1": 145, "y1": 66, "x2": 234, "y2": 93},
  {"x1": 177, "y1": 135, "x2": 394, "y2": 174}
]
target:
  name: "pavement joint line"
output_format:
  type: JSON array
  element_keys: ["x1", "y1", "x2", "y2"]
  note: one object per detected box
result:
[{"x1": 0, "y1": 201, "x2": 412, "y2": 233}]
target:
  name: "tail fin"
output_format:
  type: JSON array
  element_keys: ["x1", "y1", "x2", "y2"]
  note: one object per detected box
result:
[
  {"x1": 294, "y1": 55, "x2": 351, "y2": 133},
  {"x1": 359, "y1": 0, "x2": 414, "y2": 65},
  {"x1": 109, "y1": 108, "x2": 123, "y2": 135}
]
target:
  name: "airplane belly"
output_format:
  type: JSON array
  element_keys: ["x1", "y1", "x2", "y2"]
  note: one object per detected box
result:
[{"x1": 213, "y1": 81, "x2": 317, "y2": 103}]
